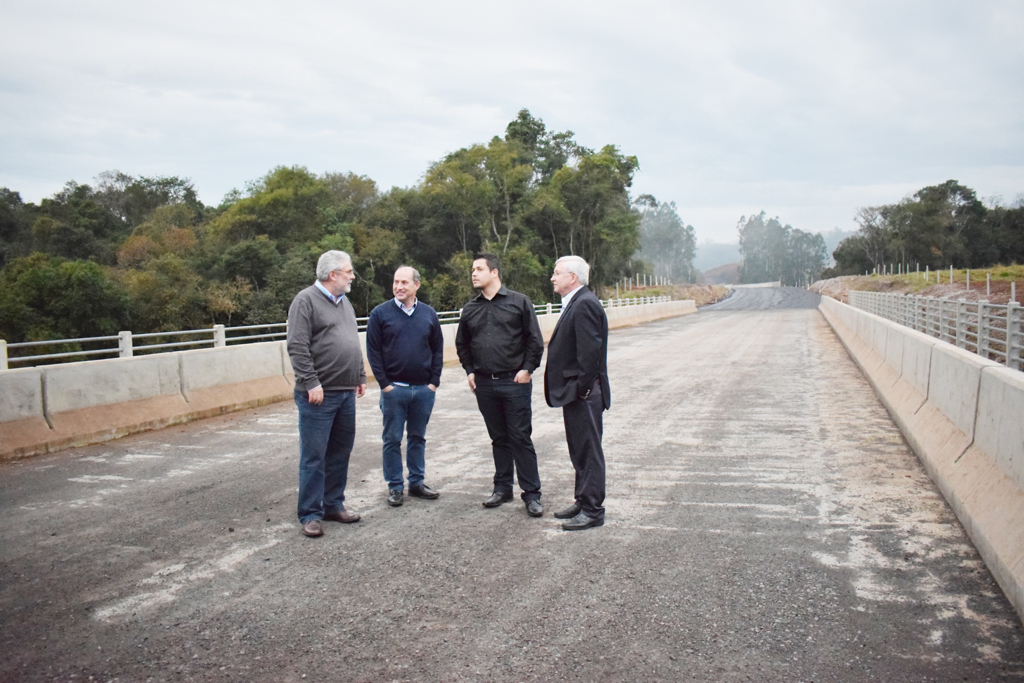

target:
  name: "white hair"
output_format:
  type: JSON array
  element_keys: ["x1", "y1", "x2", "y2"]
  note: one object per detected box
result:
[
  {"x1": 316, "y1": 250, "x2": 352, "y2": 281},
  {"x1": 556, "y1": 255, "x2": 590, "y2": 286}
]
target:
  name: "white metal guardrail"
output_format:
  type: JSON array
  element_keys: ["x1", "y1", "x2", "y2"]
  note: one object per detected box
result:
[
  {"x1": 0, "y1": 296, "x2": 670, "y2": 369},
  {"x1": 848, "y1": 291, "x2": 1023, "y2": 371}
]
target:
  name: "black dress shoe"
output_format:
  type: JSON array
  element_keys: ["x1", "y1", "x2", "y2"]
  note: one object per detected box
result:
[
  {"x1": 408, "y1": 484, "x2": 440, "y2": 499},
  {"x1": 482, "y1": 491, "x2": 514, "y2": 507},
  {"x1": 387, "y1": 489, "x2": 404, "y2": 507},
  {"x1": 553, "y1": 502, "x2": 582, "y2": 519},
  {"x1": 526, "y1": 499, "x2": 543, "y2": 517},
  {"x1": 561, "y1": 512, "x2": 604, "y2": 531}
]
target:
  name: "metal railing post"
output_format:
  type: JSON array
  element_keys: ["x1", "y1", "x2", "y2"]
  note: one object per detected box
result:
[
  {"x1": 956, "y1": 299, "x2": 966, "y2": 349},
  {"x1": 937, "y1": 299, "x2": 945, "y2": 342},
  {"x1": 1, "y1": 339, "x2": 7, "y2": 370},
  {"x1": 118, "y1": 331, "x2": 133, "y2": 358},
  {"x1": 1009, "y1": 302, "x2": 1022, "y2": 371},
  {"x1": 979, "y1": 301, "x2": 990, "y2": 360},
  {"x1": 547, "y1": 302, "x2": 553, "y2": 315},
  {"x1": 213, "y1": 325, "x2": 226, "y2": 348}
]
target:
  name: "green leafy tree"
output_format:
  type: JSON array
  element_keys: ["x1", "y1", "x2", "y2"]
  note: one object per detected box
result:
[
  {"x1": 989, "y1": 204, "x2": 1024, "y2": 266},
  {"x1": 217, "y1": 235, "x2": 283, "y2": 289},
  {"x1": 0, "y1": 253, "x2": 128, "y2": 342},
  {"x1": 482, "y1": 137, "x2": 534, "y2": 254},
  {"x1": 206, "y1": 166, "x2": 333, "y2": 251},
  {"x1": 422, "y1": 145, "x2": 492, "y2": 255},
  {"x1": 738, "y1": 212, "x2": 826, "y2": 286},
  {"x1": 504, "y1": 109, "x2": 591, "y2": 182},
  {"x1": 119, "y1": 253, "x2": 205, "y2": 332},
  {"x1": 549, "y1": 145, "x2": 641, "y2": 285},
  {"x1": 3, "y1": 110, "x2": 656, "y2": 342},
  {"x1": 93, "y1": 171, "x2": 204, "y2": 229},
  {"x1": 321, "y1": 171, "x2": 378, "y2": 223},
  {"x1": 831, "y1": 180, "x2": 1006, "y2": 275},
  {"x1": 32, "y1": 182, "x2": 124, "y2": 263},
  {"x1": 0, "y1": 189, "x2": 37, "y2": 267},
  {"x1": 426, "y1": 252, "x2": 478, "y2": 312}
]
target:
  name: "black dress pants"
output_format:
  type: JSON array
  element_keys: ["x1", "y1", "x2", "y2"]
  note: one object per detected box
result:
[
  {"x1": 562, "y1": 383, "x2": 605, "y2": 519},
  {"x1": 474, "y1": 376, "x2": 541, "y2": 501}
]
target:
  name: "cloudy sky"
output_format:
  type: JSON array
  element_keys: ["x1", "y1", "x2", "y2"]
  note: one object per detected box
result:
[{"x1": 2, "y1": 1, "x2": 1022, "y2": 243}]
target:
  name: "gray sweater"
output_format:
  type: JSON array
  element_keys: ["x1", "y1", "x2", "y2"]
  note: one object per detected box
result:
[{"x1": 286, "y1": 285, "x2": 367, "y2": 392}]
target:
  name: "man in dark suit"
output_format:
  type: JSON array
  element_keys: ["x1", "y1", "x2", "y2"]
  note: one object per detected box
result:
[{"x1": 544, "y1": 255, "x2": 610, "y2": 530}]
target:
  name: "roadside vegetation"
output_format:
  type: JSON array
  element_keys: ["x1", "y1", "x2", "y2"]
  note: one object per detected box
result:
[
  {"x1": 824, "y1": 180, "x2": 1024, "y2": 278},
  {"x1": 813, "y1": 265, "x2": 1024, "y2": 305},
  {"x1": 1, "y1": 110, "x2": 701, "y2": 345}
]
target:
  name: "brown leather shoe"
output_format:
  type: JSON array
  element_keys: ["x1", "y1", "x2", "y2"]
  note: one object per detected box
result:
[
  {"x1": 301, "y1": 519, "x2": 323, "y2": 537},
  {"x1": 323, "y1": 509, "x2": 361, "y2": 524}
]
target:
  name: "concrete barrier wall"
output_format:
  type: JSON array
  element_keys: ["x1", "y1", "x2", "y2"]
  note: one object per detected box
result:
[
  {"x1": 819, "y1": 295, "x2": 1024, "y2": 621},
  {"x1": 43, "y1": 354, "x2": 189, "y2": 454},
  {"x1": 0, "y1": 367, "x2": 49, "y2": 458},
  {"x1": 179, "y1": 343, "x2": 293, "y2": 416},
  {"x1": 1, "y1": 299, "x2": 696, "y2": 460}
]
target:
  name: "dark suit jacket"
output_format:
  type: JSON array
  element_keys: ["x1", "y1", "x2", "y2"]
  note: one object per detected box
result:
[{"x1": 543, "y1": 286, "x2": 611, "y2": 410}]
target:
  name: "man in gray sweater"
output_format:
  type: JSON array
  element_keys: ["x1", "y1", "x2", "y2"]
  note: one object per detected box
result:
[{"x1": 286, "y1": 250, "x2": 368, "y2": 537}]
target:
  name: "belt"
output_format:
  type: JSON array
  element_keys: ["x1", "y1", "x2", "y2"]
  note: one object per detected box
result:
[{"x1": 477, "y1": 370, "x2": 517, "y2": 380}]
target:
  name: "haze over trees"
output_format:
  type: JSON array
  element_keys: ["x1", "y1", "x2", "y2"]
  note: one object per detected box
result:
[
  {"x1": 827, "y1": 180, "x2": 1024, "y2": 276},
  {"x1": 0, "y1": 110, "x2": 665, "y2": 344},
  {"x1": 737, "y1": 212, "x2": 828, "y2": 287},
  {"x1": 637, "y1": 199, "x2": 697, "y2": 283}
]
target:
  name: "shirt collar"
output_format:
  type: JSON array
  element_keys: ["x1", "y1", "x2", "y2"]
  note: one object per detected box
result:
[
  {"x1": 394, "y1": 297, "x2": 418, "y2": 313},
  {"x1": 476, "y1": 285, "x2": 509, "y2": 301},
  {"x1": 314, "y1": 279, "x2": 344, "y2": 304},
  {"x1": 560, "y1": 284, "x2": 585, "y2": 306}
]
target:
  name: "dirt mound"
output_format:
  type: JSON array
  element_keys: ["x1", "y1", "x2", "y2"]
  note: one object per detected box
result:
[
  {"x1": 703, "y1": 261, "x2": 741, "y2": 285},
  {"x1": 600, "y1": 284, "x2": 731, "y2": 307}
]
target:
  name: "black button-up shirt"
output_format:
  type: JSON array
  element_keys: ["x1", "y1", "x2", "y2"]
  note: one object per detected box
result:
[{"x1": 455, "y1": 285, "x2": 544, "y2": 376}]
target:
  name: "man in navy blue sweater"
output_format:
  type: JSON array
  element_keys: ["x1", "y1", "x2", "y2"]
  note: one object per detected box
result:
[{"x1": 366, "y1": 266, "x2": 445, "y2": 507}]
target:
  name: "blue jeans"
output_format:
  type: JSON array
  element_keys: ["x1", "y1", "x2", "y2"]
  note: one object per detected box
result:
[
  {"x1": 295, "y1": 389, "x2": 356, "y2": 524},
  {"x1": 380, "y1": 384, "x2": 436, "y2": 491},
  {"x1": 474, "y1": 376, "x2": 541, "y2": 501}
]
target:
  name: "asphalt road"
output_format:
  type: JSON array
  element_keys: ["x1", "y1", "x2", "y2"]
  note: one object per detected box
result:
[{"x1": 2, "y1": 287, "x2": 1022, "y2": 682}]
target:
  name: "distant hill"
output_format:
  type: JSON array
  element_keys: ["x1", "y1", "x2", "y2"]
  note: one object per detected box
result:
[
  {"x1": 694, "y1": 242, "x2": 740, "y2": 272},
  {"x1": 821, "y1": 228, "x2": 856, "y2": 265},
  {"x1": 703, "y1": 261, "x2": 742, "y2": 285}
]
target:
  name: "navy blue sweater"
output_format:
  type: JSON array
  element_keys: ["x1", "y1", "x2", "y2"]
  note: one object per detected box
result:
[{"x1": 366, "y1": 300, "x2": 444, "y2": 388}]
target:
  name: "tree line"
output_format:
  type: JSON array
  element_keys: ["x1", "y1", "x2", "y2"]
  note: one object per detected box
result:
[
  {"x1": 737, "y1": 212, "x2": 828, "y2": 287},
  {"x1": 0, "y1": 110, "x2": 702, "y2": 345},
  {"x1": 826, "y1": 180, "x2": 1024, "y2": 276}
]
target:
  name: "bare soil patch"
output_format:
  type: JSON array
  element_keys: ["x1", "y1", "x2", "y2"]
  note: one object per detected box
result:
[{"x1": 599, "y1": 283, "x2": 732, "y2": 307}]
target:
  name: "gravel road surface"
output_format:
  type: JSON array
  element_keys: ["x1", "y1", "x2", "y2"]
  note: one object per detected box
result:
[{"x1": 2, "y1": 287, "x2": 1022, "y2": 682}]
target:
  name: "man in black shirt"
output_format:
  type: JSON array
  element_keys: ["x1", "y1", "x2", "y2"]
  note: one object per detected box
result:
[{"x1": 455, "y1": 253, "x2": 545, "y2": 517}]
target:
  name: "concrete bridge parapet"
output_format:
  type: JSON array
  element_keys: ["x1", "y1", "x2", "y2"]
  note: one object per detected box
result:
[
  {"x1": 0, "y1": 299, "x2": 696, "y2": 461},
  {"x1": 819, "y1": 295, "x2": 1024, "y2": 621}
]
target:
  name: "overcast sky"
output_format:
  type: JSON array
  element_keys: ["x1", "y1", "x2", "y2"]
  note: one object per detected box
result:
[{"x1": 2, "y1": 1, "x2": 1022, "y2": 243}]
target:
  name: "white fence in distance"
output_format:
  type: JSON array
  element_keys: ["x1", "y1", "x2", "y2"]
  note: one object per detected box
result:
[{"x1": 0, "y1": 296, "x2": 671, "y2": 370}]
